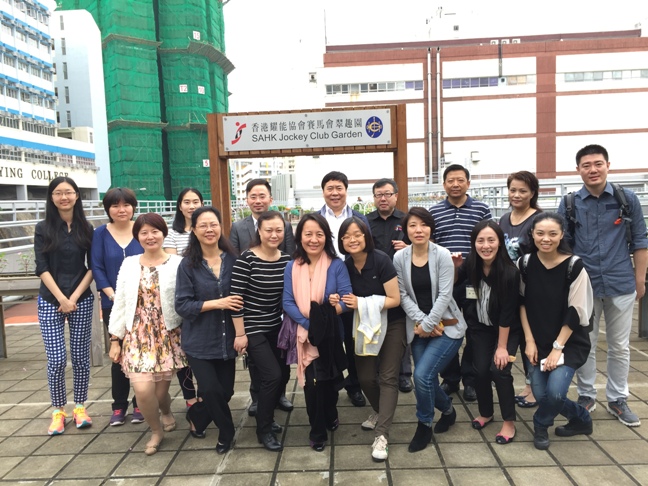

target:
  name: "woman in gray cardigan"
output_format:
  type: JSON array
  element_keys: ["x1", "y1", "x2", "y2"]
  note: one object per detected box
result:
[{"x1": 393, "y1": 207, "x2": 467, "y2": 453}]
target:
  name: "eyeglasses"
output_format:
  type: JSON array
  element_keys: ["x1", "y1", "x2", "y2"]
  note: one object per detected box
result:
[
  {"x1": 341, "y1": 232, "x2": 365, "y2": 241},
  {"x1": 52, "y1": 191, "x2": 77, "y2": 198},
  {"x1": 373, "y1": 192, "x2": 395, "y2": 199},
  {"x1": 196, "y1": 223, "x2": 220, "y2": 231}
]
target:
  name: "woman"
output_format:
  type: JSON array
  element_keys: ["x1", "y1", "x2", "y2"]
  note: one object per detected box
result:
[
  {"x1": 519, "y1": 212, "x2": 593, "y2": 450},
  {"x1": 175, "y1": 207, "x2": 244, "y2": 455},
  {"x1": 35, "y1": 177, "x2": 94, "y2": 436},
  {"x1": 499, "y1": 171, "x2": 541, "y2": 408},
  {"x1": 455, "y1": 220, "x2": 520, "y2": 444},
  {"x1": 231, "y1": 210, "x2": 291, "y2": 452},
  {"x1": 163, "y1": 188, "x2": 203, "y2": 416},
  {"x1": 108, "y1": 213, "x2": 186, "y2": 456},
  {"x1": 91, "y1": 187, "x2": 144, "y2": 426},
  {"x1": 338, "y1": 216, "x2": 403, "y2": 462},
  {"x1": 393, "y1": 207, "x2": 466, "y2": 453},
  {"x1": 283, "y1": 213, "x2": 352, "y2": 452}
]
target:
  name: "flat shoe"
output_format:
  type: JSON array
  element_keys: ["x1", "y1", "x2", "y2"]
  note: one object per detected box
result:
[
  {"x1": 144, "y1": 442, "x2": 161, "y2": 456},
  {"x1": 472, "y1": 417, "x2": 493, "y2": 430},
  {"x1": 216, "y1": 441, "x2": 231, "y2": 454},
  {"x1": 517, "y1": 398, "x2": 538, "y2": 408},
  {"x1": 514, "y1": 394, "x2": 529, "y2": 403},
  {"x1": 162, "y1": 421, "x2": 176, "y2": 432},
  {"x1": 495, "y1": 429, "x2": 516, "y2": 445}
]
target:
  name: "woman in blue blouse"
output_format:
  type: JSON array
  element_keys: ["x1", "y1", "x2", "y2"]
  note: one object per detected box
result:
[
  {"x1": 175, "y1": 207, "x2": 244, "y2": 454},
  {"x1": 91, "y1": 187, "x2": 144, "y2": 426}
]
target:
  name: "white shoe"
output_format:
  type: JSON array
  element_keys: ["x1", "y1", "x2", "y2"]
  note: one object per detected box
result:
[
  {"x1": 371, "y1": 435, "x2": 388, "y2": 462},
  {"x1": 361, "y1": 413, "x2": 378, "y2": 431}
]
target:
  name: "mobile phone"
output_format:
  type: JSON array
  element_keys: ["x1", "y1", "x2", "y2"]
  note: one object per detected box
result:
[{"x1": 540, "y1": 354, "x2": 564, "y2": 372}]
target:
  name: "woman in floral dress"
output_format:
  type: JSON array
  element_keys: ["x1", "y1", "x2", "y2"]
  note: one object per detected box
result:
[{"x1": 109, "y1": 213, "x2": 186, "y2": 455}]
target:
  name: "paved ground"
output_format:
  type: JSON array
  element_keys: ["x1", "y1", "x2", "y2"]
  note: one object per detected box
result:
[{"x1": 0, "y1": 303, "x2": 647, "y2": 485}]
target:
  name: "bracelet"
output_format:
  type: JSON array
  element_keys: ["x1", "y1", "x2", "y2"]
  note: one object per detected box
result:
[
  {"x1": 236, "y1": 334, "x2": 246, "y2": 338},
  {"x1": 109, "y1": 337, "x2": 120, "y2": 342}
]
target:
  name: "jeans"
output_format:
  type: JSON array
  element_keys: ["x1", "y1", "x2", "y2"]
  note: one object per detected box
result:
[
  {"x1": 530, "y1": 363, "x2": 591, "y2": 429},
  {"x1": 440, "y1": 328, "x2": 475, "y2": 388},
  {"x1": 411, "y1": 334, "x2": 462, "y2": 425},
  {"x1": 576, "y1": 292, "x2": 635, "y2": 402}
]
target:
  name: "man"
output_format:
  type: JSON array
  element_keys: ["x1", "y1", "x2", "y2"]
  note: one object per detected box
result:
[
  {"x1": 558, "y1": 144, "x2": 647, "y2": 427},
  {"x1": 319, "y1": 171, "x2": 370, "y2": 407},
  {"x1": 230, "y1": 179, "x2": 296, "y2": 416},
  {"x1": 430, "y1": 164, "x2": 492, "y2": 402},
  {"x1": 366, "y1": 178, "x2": 412, "y2": 393}
]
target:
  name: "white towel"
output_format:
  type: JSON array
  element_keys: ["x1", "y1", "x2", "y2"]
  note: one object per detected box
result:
[{"x1": 353, "y1": 295, "x2": 387, "y2": 356}]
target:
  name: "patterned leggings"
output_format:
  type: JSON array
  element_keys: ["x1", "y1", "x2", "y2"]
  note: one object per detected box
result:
[{"x1": 38, "y1": 295, "x2": 94, "y2": 408}]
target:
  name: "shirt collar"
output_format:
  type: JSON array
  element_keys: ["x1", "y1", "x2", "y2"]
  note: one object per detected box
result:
[
  {"x1": 443, "y1": 194, "x2": 473, "y2": 208},
  {"x1": 325, "y1": 205, "x2": 352, "y2": 218},
  {"x1": 578, "y1": 181, "x2": 613, "y2": 199}
]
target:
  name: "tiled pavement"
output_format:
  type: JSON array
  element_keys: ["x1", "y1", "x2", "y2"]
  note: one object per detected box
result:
[{"x1": 0, "y1": 311, "x2": 647, "y2": 485}]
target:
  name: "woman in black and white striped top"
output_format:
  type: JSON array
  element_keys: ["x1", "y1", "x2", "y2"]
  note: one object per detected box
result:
[{"x1": 231, "y1": 210, "x2": 291, "y2": 451}]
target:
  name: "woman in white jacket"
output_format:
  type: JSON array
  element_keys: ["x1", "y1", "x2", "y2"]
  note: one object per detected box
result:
[
  {"x1": 109, "y1": 213, "x2": 186, "y2": 456},
  {"x1": 393, "y1": 207, "x2": 467, "y2": 453}
]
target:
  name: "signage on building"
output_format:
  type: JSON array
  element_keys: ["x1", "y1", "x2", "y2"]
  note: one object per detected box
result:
[{"x1": 223, "y1": 109, "x2": 391, "y2": 152}]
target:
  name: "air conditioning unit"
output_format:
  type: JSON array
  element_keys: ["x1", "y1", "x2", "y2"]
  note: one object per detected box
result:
[
  {"x1": 512, "y1": 38, "x2": 521, "y2": 44},
  {"x1": 490, "y1": 40, "x2": 499, "y2": 45},
  {"x1": 501, "y1": 39, "x2": 510, "y2": 44}
]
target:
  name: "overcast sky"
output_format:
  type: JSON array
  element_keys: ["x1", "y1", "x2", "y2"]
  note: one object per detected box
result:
[{"x1": 223, "y1": 0, "x2": 648, "y2": 112}]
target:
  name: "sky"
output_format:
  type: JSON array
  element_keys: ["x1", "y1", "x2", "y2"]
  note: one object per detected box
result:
[{"x1": 223, "y1": 0, "x2": 648, "y2": 112}]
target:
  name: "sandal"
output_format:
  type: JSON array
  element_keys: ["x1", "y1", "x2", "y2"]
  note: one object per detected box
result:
[{"x1": 471, "y1": 417, "x2": 494, "y2": 430}]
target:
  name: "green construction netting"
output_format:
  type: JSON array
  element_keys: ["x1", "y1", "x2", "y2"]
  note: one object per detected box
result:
[
  {"x1": 104, "y1": 41, "x2": 162, "y2": 123},
  {"x1": 211, "y1": 64, "x2": 228, "y2": 113},
  {"x1": 158, "y1": 0, "x2": 207, "y2": 49},
  {"x1": 207, "y1": 0, "x2": 225, "y2": 51},
  {"x1": 109, "y1": 127, "x2": 165, "y2": 200},
  {"x1": 160, "y1": 53, "x2": 212, "y2": 126},
  {"x1": 166, "y1": 131, "x2": 211, "y2": 199}
]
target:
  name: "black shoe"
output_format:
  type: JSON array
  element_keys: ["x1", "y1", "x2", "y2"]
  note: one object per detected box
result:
[
  {"x1": 216, "y1": 441, "x2": 231, "y2": 454},
  {"x1": 408, "y1": 421, "x2": 433, "y2": 452},
  {"x1": 463, "y1": 385, "x2": 477, "y2": 402},
  {"x1": 555, "y1": 418, "x2": 593, "y2": 437},
  {"x1": 399, "y1": 375, "x2": 413, "y2": 393},
  {"x1": 186, "y1": 406, "x2": 207, "y2": 438},
  {"x1": 271, "y1": 421, "x2": 283, "y2": 434},
  {"x1": 440, "y1": 381, "x2": 459, "y2": 395},
  {"x1": 348, "y1": 391, "x2": 366, "y2": 407},
  {"x1": 248, "y1": 401, "x2": 258, "y2": 417},
  {"x1": 258, "y1": 432, "x2": 283, "y2": 452},
  {"x1": 277, "y1": 395, "x2": 294, "y2": 412},
  {"x1": 433, "y1": 406, "x2": 456, "y2": 434},
  {"x1": 533, "y1": 426, "x2": 550, "y2": 450},
  {"x1": 310, "y1": 440, "x2": 326, "y2": 452}
]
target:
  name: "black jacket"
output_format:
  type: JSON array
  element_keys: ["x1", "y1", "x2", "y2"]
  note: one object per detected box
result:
[{"x1": 308, "y1": 301, "x2": 347, "y2": 382}]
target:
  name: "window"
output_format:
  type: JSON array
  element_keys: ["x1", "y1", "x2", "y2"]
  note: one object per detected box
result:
[
  {"x1": 60, "y1": 38, "x2": 66, "y2": 55},
  {"x1": 43, "y1": 71, "x2": 52, "y2": 81},
  {"x1": 1, "y1": 23, "x2": 12, "y2": 36},
  {"x1": 64, "y1": 86, "x2": 69, "y2": 103},
  {"x1": 31, "y1": 65, "x2": 40, "y2": 76},
  {"x1": 60, "y1": 15, "x2": 64, "y2": 30},
  {"x1": 0, "y1": 147, "x2": 22, "y2": 161},
  {"x1": 3, "y1": 54, "x2": 16, "y2": 67},
  {"x1": 0, "y1": 113, "x2": 20, "y2": 130},
  {"x1": 18, "y1": 61, "x2": 28, "y2": 71},
  {"x1": 66, "y1": 110, "x2": 71, "y2": 126},
  {"x1": 6, "y1": 87, "x2": 18, "y2": 98},
  {"x1": 21, "y1": 91, "x2": 31, "y2": 102},
  {"x1": 17, "y1": 30, "x2": 27, "y2": 42},
  {"x1": 89, "y1": 131, "x2": 93, "y2": 143},
  {"x1": 62, "y1": 62, "x2": 68, "y2": 80}
]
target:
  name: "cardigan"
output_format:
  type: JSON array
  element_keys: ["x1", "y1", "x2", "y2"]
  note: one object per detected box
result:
[
  {"x1": 393, "y1": 242, "x2": 466, "y2": 343},
  {"x1": 108, "y1": 254, "x2": 183, "y2": 339}
]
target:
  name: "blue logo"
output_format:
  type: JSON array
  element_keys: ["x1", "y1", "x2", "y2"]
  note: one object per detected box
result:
[{"x1": 365, "y1": 116, "x2": 383, "y2": 138}]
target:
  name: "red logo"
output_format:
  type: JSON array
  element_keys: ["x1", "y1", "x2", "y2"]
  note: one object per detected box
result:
[{"x1": 231, "y1": 122, "x2": 247, "y2": 145}]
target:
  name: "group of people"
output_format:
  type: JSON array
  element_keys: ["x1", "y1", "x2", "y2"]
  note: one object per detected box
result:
[{"x1": 33, "y1": 144, "x2": 646, "y2": 461}]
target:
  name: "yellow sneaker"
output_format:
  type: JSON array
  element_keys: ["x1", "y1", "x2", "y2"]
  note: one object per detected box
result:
[
  {"x1": 48, "y1": 409, "x2": 67, "y2": 435},
  {"x1": 73, "y1": 405, "x2": 92, "y2": 429}
]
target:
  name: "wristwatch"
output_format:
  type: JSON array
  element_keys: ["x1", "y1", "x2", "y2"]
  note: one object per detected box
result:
[{"x1": 552, "y1": 340, "x2": 565, "y2": 350}]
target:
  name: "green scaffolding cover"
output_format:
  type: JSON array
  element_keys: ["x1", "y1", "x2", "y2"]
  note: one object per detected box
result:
[
  {"x1": 160, "y1": 53, "x2": 212, "y2": 126},
  {"x1": 166, "y1": 131, "x2": 211, "y2": 199},
  {"x1": 158, "y1": 0, "x2": 207, "y2": 49}
]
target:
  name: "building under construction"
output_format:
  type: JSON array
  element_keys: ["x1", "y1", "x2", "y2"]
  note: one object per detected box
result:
[{"x1": 59, "y1": 0, "x2": 233, "y2": 199}]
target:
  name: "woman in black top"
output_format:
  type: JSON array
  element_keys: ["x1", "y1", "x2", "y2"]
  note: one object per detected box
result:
[
  {"x1": 231, "y1": 211, "x2": 291, "y2": 452},
  {"x1": 34, "y1": 177, "x2": 94, "y2": 436},
  {"x1": 519, "y1": 213, "x2": 594, "y2": 450},
  {"x1": 175, "y1": 207, "x2": 244, "y2": 454},
  {"x1": 455, "y1": 220, "x2": 520, "y2": 444}
]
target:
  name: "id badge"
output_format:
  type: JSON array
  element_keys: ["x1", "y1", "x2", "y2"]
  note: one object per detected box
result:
[{"x1": 465, "y1": 286, "x2": 477, "y2": 300}]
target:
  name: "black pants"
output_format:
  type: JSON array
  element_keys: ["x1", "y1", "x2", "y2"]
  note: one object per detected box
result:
[
  {"x1": 440, "y1": 330, "x2": 476, "y2": 388},
  {"x1": 247, "y1": 331, "x2": 289, "y2": 436},
  {"x1": 186, "y1": 354, "x2": 236, "y2": 444},
  {"x1": 340, "y1": 312, "x2": 361, "y2": 394},
  {"x1": 304, "y1": 363, "x2": 339, "y2": 443},
  {"x1": 103, "y1": 308, "x2": 137, "y2": 411},
  {"x1": 470, "y1": 323, "x2": 518, "y2": 421},
  {"x1": 248, "y1": 352, "x2": 289, "y2": 403}
]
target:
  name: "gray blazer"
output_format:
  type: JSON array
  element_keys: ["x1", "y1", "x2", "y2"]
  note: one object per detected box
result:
[
  {"x1": 393, "y1": 242, "x2": 466, "y2": 343},
  {"x1": 230, "y1": 215, "x2": 296, "y2": 256}
]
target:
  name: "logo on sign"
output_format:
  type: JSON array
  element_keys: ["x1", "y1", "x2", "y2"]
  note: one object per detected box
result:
[
  {"x1": 365, "y1": 116, "x2": 383, "y2": 138},
  {"x1": 231, "y1": 122, "x2": 247, "y2": 145}
]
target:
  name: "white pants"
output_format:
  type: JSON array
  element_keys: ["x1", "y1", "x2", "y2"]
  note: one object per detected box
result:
[{"x1": 576, "y1": 292, "x2": 636, "y2": 402}]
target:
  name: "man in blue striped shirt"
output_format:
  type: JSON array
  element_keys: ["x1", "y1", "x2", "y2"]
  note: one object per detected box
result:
[{"x1": 429, "y1": 164, "x2": 492, "y2": 401}]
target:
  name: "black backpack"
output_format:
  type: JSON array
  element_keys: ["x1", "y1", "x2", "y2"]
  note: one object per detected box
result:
[{"x1": 563, "y1": 183, "x2": 632, "y2": 249}]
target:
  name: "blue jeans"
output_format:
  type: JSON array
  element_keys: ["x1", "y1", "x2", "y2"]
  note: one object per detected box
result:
[
  {"x1": 530, "y1": 363, "x2": 591, "y2": 429},
  {"x1": 411, "y1": 334, "x2": 462, "y2": 425}
]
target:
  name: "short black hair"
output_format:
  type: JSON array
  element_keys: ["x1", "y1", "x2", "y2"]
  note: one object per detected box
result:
[
  {"x1": 251, "y1": 210, "x2": 285, "y2": 247},
  {"x1": 372, "y1": 178, "x2": 398, "y2": 194},
  {"x1": 321, "y1": 171, "x2": 348, "y2": 189},
  {"x1": 337, "y1": 216, "x2": 375, "y2": 256},
  {"x1": 575, "y1": 144, "x2": 608, "y2": 165},
  {"x1": 402, "y1": 207, "x2": 435, "y2": 245},
  {"x1": 443, "y1": 164, "x2": 470, "y2": 182},
  {"x1": 102, "y1": 187, "x2": 138, "y2": 222},
  {"x1": 246, "y1": 178, "x2": 272, "y2": 195}
]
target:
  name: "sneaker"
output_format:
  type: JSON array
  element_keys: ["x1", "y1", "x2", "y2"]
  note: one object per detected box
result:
[
  {"x1": 48, "y1": 409, "x2": 67, "y2": 436},
  {"x1": 73, "y1": 405, "x2": 92, "y2": 429},
  {"x1": 361, "y1": 413, "x2": 379, "y2": 431},
  {"x1": 109, "y1": 409, "x2": 126, "y2": 426},
  {"x1": 131, "y1": 407, "x2": 145, "y2": 424},
  {"x1": 607, "y1": 399, "x2": 641, "y2": 427},
  {"x1": 577, "y1": 395, "x2": 597, "y2": 413},
  {"x1": 371, "y1": 435, "x2": 389, "y2": 462},
  {"x1": 555, "y1": 418, "x2": 593, "y2": 437}
]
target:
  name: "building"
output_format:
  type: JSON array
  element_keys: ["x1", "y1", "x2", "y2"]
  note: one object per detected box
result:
[
  {"x1": 0, "y1": 0, "x2": 98, "y2": 201},
  {"x1": 51, "y1": 9, "x2": 109, "y2": 193},
  {"x1": 230, "y1": 157, "x2": 294, "y2": 203}
]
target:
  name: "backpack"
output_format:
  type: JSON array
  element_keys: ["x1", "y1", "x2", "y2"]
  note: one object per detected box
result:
[{"x1": 563, "y1": 183, "x2": 632, "y2": 249}]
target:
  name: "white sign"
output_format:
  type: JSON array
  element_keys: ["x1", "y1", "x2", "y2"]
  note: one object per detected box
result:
[
  {"x1": 198, "y1": 86, "x2": 205, "y2": 95},
  {"x1": 179, "y1": 84, "x2": 188, "y2": 93},
  {"x1": 223, "y1": 109, "x2": 391, "y2": 152},
  {"x1": 202, "y1": 159, "x2": 210, "y2": 167},
  {"x1": 193, "y1": 31, "x2": 201, "y2": 40}
]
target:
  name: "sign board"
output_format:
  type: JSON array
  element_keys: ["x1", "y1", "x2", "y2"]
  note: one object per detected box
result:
[{"x1": 222, "y1": 108, "x2": 392, "y2": 152}]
